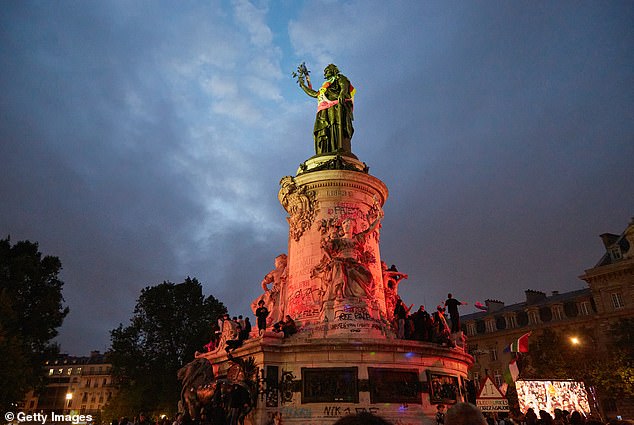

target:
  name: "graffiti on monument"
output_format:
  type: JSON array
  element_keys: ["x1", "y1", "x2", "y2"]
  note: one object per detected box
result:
[
  {"x1": 286, "y1": 285, "x2": 324, "y2": 320},
  {"x1": 302, "y1": 367, "x2": 359, "y2": 403},
  {"x1": 427, "y1": 372, "x2": 460, "y2": 404},
  {"x1": 323, "y1": 406, "x2": 380, "y2": 417},
  {"x1": 280, "y1": 370, "x2": 296, "y2": 404},
  {"x1": 280, "y1": 406, "x2": 313, "y2": 418},
  {"x1": 327, "y1": 203, "x2": 362, "y2": 219}
]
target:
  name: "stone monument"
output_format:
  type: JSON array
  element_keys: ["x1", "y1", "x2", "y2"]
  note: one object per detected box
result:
[{"x1": 192, "y1": 64, "x2": 473, "y2": 425}]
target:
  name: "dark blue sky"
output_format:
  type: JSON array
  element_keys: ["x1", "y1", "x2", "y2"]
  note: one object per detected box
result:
[{"x1": 1, "y1": 0, "x2": 632, "y2": 354}]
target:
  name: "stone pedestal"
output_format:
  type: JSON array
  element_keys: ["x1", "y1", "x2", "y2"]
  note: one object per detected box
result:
[
  {"x1": 202, "y1": 332, "x2": 473, "y2": 425},
  {"x1": 279, "y1": 154, "x2": 390, "y2": 338},
  {"x1": 196, "y1": 153, "x2": 474, "y2": 425}
]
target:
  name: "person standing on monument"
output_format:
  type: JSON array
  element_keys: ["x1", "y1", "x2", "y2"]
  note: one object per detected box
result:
[
  {"x1": 444, "y1": 293, "x2": 468, "y2": 333},
  {"x1": 297, "y1": 64, "x2": 355, "y2": 155},
  {"x1": 255, "y1": 300, "x2": 269, "y2": 336}
]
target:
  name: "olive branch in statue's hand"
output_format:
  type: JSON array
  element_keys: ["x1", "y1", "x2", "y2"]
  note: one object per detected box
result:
[{"x1": 292, "y1": 62, "x2": 311, "y2": 88}]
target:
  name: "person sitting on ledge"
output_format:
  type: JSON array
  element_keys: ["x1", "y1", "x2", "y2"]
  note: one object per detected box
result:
[
  {"x1": 281, "y1": 315, "x2": 297, "y2": 338},
  {"x1": 225, "y1": 324, "x2": 245, "y2": 352}
]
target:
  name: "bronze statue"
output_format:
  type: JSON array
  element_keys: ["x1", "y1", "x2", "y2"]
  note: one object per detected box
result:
[{"x1": 295, "y1": 63, "x2": 355, "y2": 156}]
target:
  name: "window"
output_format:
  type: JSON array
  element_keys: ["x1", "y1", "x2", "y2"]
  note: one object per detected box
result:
[
  {"x1": 579, "y1": 301, "x2": 591, "y2": 316},
  {"x1": 611, "y1": 293, "x2": 624, "y2": 309},
  {"x1": 67, "y1": 368, "x2": 73, "y2": 375},
  {"x1": 609, "y1": 246, "x2": 622, "y2": 261},
  {"x1": 485, "y1": 319, "x2": 496, "y2": 333},
  {"x1": 49, "y1": 369, "x2": 54, "y2": 376},
  {"x1": 528, "y1": 310, "x2": 539, "y2": 324},
  {"x1": 466, "y1": 323, "x2": 477, "y2": 336},
  {"x1": 552, "y1": 305, "x2": 563, "y2": 320},
  {"x1": 505, "y1": 314, "x2": 517, "y2": 329},
  {"x1": 472, "y1": 372, "x2": 480, "y2": 383},
  {"x1": 490, "y1": 349, "x2": 498, "y2": 361}
]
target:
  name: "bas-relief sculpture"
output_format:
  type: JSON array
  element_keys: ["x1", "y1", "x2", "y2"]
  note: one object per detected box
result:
[
  {"x1": 251, "y1": 205, "x2": 384, "y2": 328},
  {"x1": 295, "y1": 63, "x2": 355, "y2": 156},
  {"x1": 279, "y1": 176, "x2": 318, "y2": 241},
  {"x1": 311, "y1": 212, "x2": 382, "y2": 303},
  {"x1": 250, "y1": 254, "x2": 287, "y2": 326}
]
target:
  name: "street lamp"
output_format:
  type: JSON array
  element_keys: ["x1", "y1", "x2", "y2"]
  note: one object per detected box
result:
[
  {"x1": 570, "y1": 336, "x2": 581, "y2": 345},
  {"x1": 65, "y1": 392, "x2": 72, "y2": 413}
]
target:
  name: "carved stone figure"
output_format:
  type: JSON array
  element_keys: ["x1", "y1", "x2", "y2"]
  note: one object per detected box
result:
[
  {"x1": 312, "y1": 211, "x2": 383, "y2": 303},
  {"x1": 177, "y1": 357, "x2": 215, "y2": 418},
  {"x1": 250, "y1": 254, "x2": 287, "y2": 326},
  {"x1": 279, "y1": 176, "x2": 318, "y2": 241},
  {"x1": 382, "y1": 261, "x2": 408, "y2": 322},
  {"x1": 296, "y1": 64, "x2": 355, "y2": 155}
]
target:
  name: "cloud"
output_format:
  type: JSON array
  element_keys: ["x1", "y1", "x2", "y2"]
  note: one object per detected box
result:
[{"x1": 1, "y1": 0, "x2": 632, "y2": 354}]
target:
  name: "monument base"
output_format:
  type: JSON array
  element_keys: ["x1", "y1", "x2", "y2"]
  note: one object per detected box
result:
[{"x1": 199, "y1": 333, "x2": 473, "y2": 425}]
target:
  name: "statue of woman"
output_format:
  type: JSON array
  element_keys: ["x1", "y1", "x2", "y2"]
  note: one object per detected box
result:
[
  {"x1": 297, "y1": 64, "x2": 355, "y2": 155},
  {"x1": 314, "y1": 213, "x2": 382, "y2": 302}
]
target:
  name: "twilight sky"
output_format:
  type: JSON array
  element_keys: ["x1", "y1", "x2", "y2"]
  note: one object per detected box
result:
[{"x1": 1, "y1": 0, "x2": 632, "y2": 355}]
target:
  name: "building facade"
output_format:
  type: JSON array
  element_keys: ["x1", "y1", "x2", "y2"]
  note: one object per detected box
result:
[
  {"x1": 462, "y1": 218, "x2": 634, "y2": 418},
  {"x1": 22, "y1": 351, "x2": 117, "y2": 421}
]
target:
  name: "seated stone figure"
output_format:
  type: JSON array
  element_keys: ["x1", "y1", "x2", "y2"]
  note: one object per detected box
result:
[{"x1": 250, "y1": 254, "x2": 287, "y2": 327}]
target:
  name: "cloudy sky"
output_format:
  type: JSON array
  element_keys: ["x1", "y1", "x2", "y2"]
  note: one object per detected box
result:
[{"x1": 1, "y1": 0, "x2": 632, "y2": 355}]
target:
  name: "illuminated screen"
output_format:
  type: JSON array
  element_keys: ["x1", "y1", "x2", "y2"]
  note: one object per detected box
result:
[{"x1": 516, "y1": 380, "x2": 590, "y2": 415}]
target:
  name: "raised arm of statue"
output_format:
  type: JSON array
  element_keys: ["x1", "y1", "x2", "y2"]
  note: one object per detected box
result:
[
  {"x1": 357, "y1": 209, "x2": 383, "y2": 240},
  {"x1": 261, "y1": 272, "x2": 274, "y2": 292},
  {"x1": 299, "y1": 79, "x2": 318, "y2": 98}
]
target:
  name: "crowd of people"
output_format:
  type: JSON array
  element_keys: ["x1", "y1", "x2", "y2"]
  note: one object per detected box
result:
[
  {"x1": 392, "y1": 292, "x2": 467, "y2": 346},
  {"x1": 200, "y1": 304, "x2": 298, "y2": 354},
  {"x1": 199, "y1": 290, "x2": 468, "y2": 354}
]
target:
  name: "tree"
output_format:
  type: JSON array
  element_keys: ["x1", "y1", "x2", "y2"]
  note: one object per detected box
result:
[
  {"x1": 0, "y1": 237, "x2": 69, "y2": 411},
  {"x1": 105, "y1": 278, "x2": 227, "y2": 418}
]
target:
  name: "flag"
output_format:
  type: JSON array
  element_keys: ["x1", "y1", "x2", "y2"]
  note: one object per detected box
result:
[
  {"x1": 474, "y1": 301, "x2": 488, "y2": 311},
  {"x1": 504, "y1": 332, "x2": 531, "y2": 353},
  {"x1": 509, "y1": 358, "x2": 520, "y2": 381},
  {"x1": 503, "y1": 357, "x2": 520, "y2": 385}
]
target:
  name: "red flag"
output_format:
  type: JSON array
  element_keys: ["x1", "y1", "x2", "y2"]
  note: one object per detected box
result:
[{"x1": 506, "y1": 332, "x2": 531, "y2": 353}]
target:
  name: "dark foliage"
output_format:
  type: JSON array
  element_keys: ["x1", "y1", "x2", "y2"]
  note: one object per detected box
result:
[
  {"x1": 0, "y1": 237, "x2": 69, "y2": 411},
  {"x1": 106, "y1": 278, "x2": 226, "y2": 417}
]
